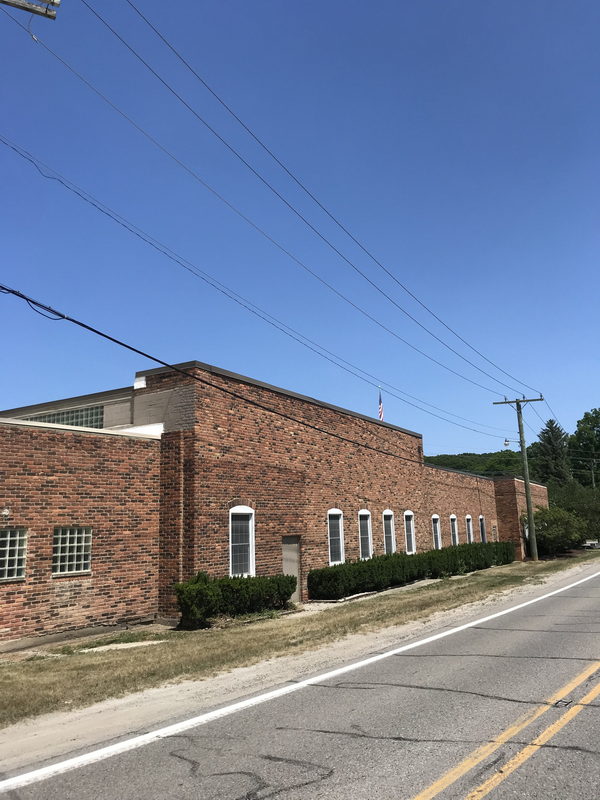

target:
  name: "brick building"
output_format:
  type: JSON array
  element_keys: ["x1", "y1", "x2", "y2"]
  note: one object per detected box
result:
[{"x1": 0, "y1": 361, "x2": 548, "y2": 642}]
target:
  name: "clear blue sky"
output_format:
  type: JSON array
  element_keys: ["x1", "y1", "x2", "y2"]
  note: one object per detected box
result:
[{"x1": 1, "y1": 0, "x2": 598, "y2": 454}]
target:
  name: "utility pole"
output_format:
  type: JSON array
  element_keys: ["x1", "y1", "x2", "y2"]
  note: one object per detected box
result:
[
  {"x1": 493, "y1": 396, "x2": 544, "y2": 560},
  {"x1": 0, "y1": 0, "x2": 60, "y2": 20}
]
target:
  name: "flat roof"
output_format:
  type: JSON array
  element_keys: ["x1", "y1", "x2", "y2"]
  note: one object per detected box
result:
[{"x1": 137, "y1": 360, "x2": 423, "y2": 439}]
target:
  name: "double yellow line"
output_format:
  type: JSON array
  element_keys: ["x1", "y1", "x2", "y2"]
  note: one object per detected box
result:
[{"x1": 412, "y1": 661, "x2": 600, "y2": 800}]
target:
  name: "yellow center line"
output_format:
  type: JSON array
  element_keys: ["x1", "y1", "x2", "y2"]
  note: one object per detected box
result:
[
  {"x1": 410, "y1": 661, "x2": 600, "y2": 800},
  {"x1": 465, "y1": 678, "x2": 600, "y2": 800}
]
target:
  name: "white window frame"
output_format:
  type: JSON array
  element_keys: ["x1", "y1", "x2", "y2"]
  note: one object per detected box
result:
[
  {"x1": 327, "y1": 508, "x2": 345, "y2": 565},
  {"x1": 450, "y1": 514, "x2": 459, "y2": 546},
  {"x1": 0, "y1": 527, "x2": 27, "y2": 582},
  {"x1": 466, "y1": 515, "x2": 474, "y2": 544},
  {"x1": 404, "y1": 510, "x2": 416, "y2": 555},
  {"x1": 229, "y1": 506, "x2": 255, "y2": 577},
  {"x1": 358, "y1": 509, "x2": 373, "y2": 560},
  {"x1": 382, "y1": 509, "x2": 396, "y2": 554},
  {"x1": 52, "y1": 526, "x2": 92, "y2": 576},
  {"x1": 431, "y1": 515, "x2": 442, "y2": 550},
  {"x1": 479, "y1": 515, "x2": 487, "y2": 543}
]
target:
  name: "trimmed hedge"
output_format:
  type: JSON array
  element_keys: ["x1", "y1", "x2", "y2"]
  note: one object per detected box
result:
[
  {"x1": 175, "y1": 572, "x2": 297, "y2": 629},
  {"x1": 307, "y1": 541, "x2": 515, "y2": 600}
]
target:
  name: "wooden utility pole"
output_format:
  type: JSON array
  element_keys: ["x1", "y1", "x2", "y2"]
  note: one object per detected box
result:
[
  {"x1": 493, "y1": 397, "x2": 544, "y2": 560},
  {"x1": 0, "y1": 0, "x2": 60, "y2": 20}
]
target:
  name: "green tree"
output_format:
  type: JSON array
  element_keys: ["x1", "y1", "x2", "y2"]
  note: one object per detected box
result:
[
  {"x1": 569, "y1": 409, "x2": 600, "y2": 488},
  {"x1": 548, "y1": 480, "x2": 600, "y2": 541},
  {"x1": 533, "y1": 506, "x2": 586, "y2": 556},
  {"x1": 424, "y1": 450, "x2": 523, "y2": 477},
  {"x1": 532, "y1": 419, "x2": 571, "y2": 485}
]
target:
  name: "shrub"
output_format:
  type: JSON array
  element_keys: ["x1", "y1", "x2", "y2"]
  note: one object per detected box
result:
[
  {"x1": 307, "y1": 541, "x2": 515, "y2": 600},
  {"x1": 533, "y1": 506, "x2": 587, "y2": 557},
  {"x1": 174, "y1": 572, "x2": 222, "y2": 629},
  {"x1": 174, "y1": 572, "x2": 297, "y2": 629}
]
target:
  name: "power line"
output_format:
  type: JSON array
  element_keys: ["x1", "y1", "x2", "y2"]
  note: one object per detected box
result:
[
  {"x1": 522, "y1": 406, "x2": 541, "y2": 438},
  {"x1": 528, "y1": 394, "x2": 565, "y2": 433},
  {"x1": 123, "y1": 0, "x2": 541, "y2": 399},
  {"x1": 0, "y1": 133, "x2": 515, "y2": 441},
  {"x1": 0, "y1": 282, "x2": 507, "y2": 478},
  {"x1": 0, "y1": 10, "x2": 510, "y2": 398},
  {"x1": 543, "y1": 398, "x2": 564, "y2": 429},
  {"x1": 78, "y1": 0, "x2": 529, "y2": 398},
  {"x1": 529, "y1": 403, "x2": 548, "y2": 428}
]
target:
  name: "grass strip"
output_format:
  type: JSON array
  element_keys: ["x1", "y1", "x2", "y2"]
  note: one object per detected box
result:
[{"x1": 1, "y1": 553, "x2": 598, "y2": 728}]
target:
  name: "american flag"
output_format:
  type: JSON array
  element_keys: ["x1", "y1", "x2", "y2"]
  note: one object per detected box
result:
[{"x1": 378, "y1": 390, "x2": 384, "y2": 421}]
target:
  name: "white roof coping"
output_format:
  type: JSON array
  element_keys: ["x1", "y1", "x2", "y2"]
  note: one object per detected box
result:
[{"x1": 0, "y1": 417, "x2": 161, "y2": 440}]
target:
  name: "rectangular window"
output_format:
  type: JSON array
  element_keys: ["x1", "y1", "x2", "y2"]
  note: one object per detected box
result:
[
  {"x1": 432, "y1": 516, "x2": 442, "y2": 550},
  {"x1": 404, "y1": 513, "x2": 416, "y2": 554},
  {"x1": 26, "y1": 406, "x2": 104, "y2": 428},
  {"x1": 230, "y1": 512, "x2": 254, "y2": 576},
  {"x1": 52, "y1": 526, "x2": 92, "y2": 575},
  {"x1": 0, "y1": 528, "x2": 27, "y2": 581},
  {"x1": 328, "y1": 511, "x2": 344, "y2": 564},
  {"x1": 383, "y1": 512, "x2": 395, "y2": 554},
  {"x1": 479, "y1": 516, "x2": 487, "y2": 544},
  {"x1": 359, "y1": 512, "x2": 372, "y2": 559},
  {"x1": 450, "y1": 516, "x2": 459, "y2": 546}
]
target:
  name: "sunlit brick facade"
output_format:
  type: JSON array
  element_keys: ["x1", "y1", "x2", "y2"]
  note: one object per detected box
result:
[{"x1": 0, "y1": 361, "x2": 548, "y2": 642}]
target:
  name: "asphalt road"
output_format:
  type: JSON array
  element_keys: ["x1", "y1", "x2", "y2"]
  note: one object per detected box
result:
[{"x1": 3, "y1": 568, "x2": 600, "y2": 800}]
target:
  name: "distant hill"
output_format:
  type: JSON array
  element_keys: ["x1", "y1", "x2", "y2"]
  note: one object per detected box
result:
[{"x1": 424, "y1": 450, "x2": 524, "y2": 478}]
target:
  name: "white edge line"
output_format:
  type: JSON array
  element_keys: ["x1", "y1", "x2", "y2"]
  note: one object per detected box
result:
[{"x1": 1, "y1": 569, "x2": 599, "y2": 793}]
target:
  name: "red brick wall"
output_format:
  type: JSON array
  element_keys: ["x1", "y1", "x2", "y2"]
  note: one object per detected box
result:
[
  {"x1": 148, "y1": 368, "x2": 510, "y2": 605},
  {"x1": 494, "y1": 477, "x2": 549, "y2": 558},
  {"x1": 1, "y1": 366, "x2": 550, "y2": 641},
  {"x1": 0, "y1": 423, "x2": 160, "y2": 642},
  {"x1": 422, "y1": 467, "x2": 498, "y2": 547}
]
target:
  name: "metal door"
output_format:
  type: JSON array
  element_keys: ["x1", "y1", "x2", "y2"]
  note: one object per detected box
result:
[{"x1": 281, "y1": 535, "x2": 300, "y2": 603}]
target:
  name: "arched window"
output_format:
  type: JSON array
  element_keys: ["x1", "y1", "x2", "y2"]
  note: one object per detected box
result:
[
  {"x1": 358, "y1": 510, "x2": 373, "y2": 559},
  {"x1": 229, "y1": 506, "x2": 255, "y2": 577},
  {"x1": 479, "y1": 515, "x2": 487, "y2": 543},
  {"x1": 450, "y1": 515, "x2": 459, "y2": 546},
  {"x1": 404, "y1": 511, "x2": 416, "y2": 555},
  {"x1": 383, "y1": 510, "x2": 396, "y2": 554},
  {"x1": 466, "y1": 515, "x2": 474, "y2": 544},
  {"x1": 327, "y1": 509, "x2": 345, "y2": 565},
  {"x1": 432, "y1": 515, "x2": 442, "y2": 550}
]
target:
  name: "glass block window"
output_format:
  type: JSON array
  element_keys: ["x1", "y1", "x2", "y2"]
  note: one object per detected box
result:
[
  {"x1": 0, "y1": 528, "x2": 27, "y2": 581},
  {"x1": 328, "y1": 510, "x2": 344, "y2": 565},
  {"x1": 230, "y1": 507, "x2": 255, "y2": 577},
  {"x1": 52, "y1": 527, "x2": 92, "y2": 575},
  {"x1": 466, "y1": 515, "x2": 474, "y2": 544},
  {"x1": 26, "y1": 406, "x2": 104, "y2": 428},
  {"x1": 450, "y1": 515, "x2": 459, "y2": 546},
  {"x1": 479, "y1": 516, "x2": 487, "y2": 544},
  {"x1": 432, "y1": 515, "x2": 442, "y2": 550},
  {"x1": 383, "y1": 511, "x2": 396, "y2": 554},
  {"x1": 404, "y1": 511, "x2": 416, "y2": 554},
  {"x1": 358, "y1": 510, "x2": 372, "y2": 560}
]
